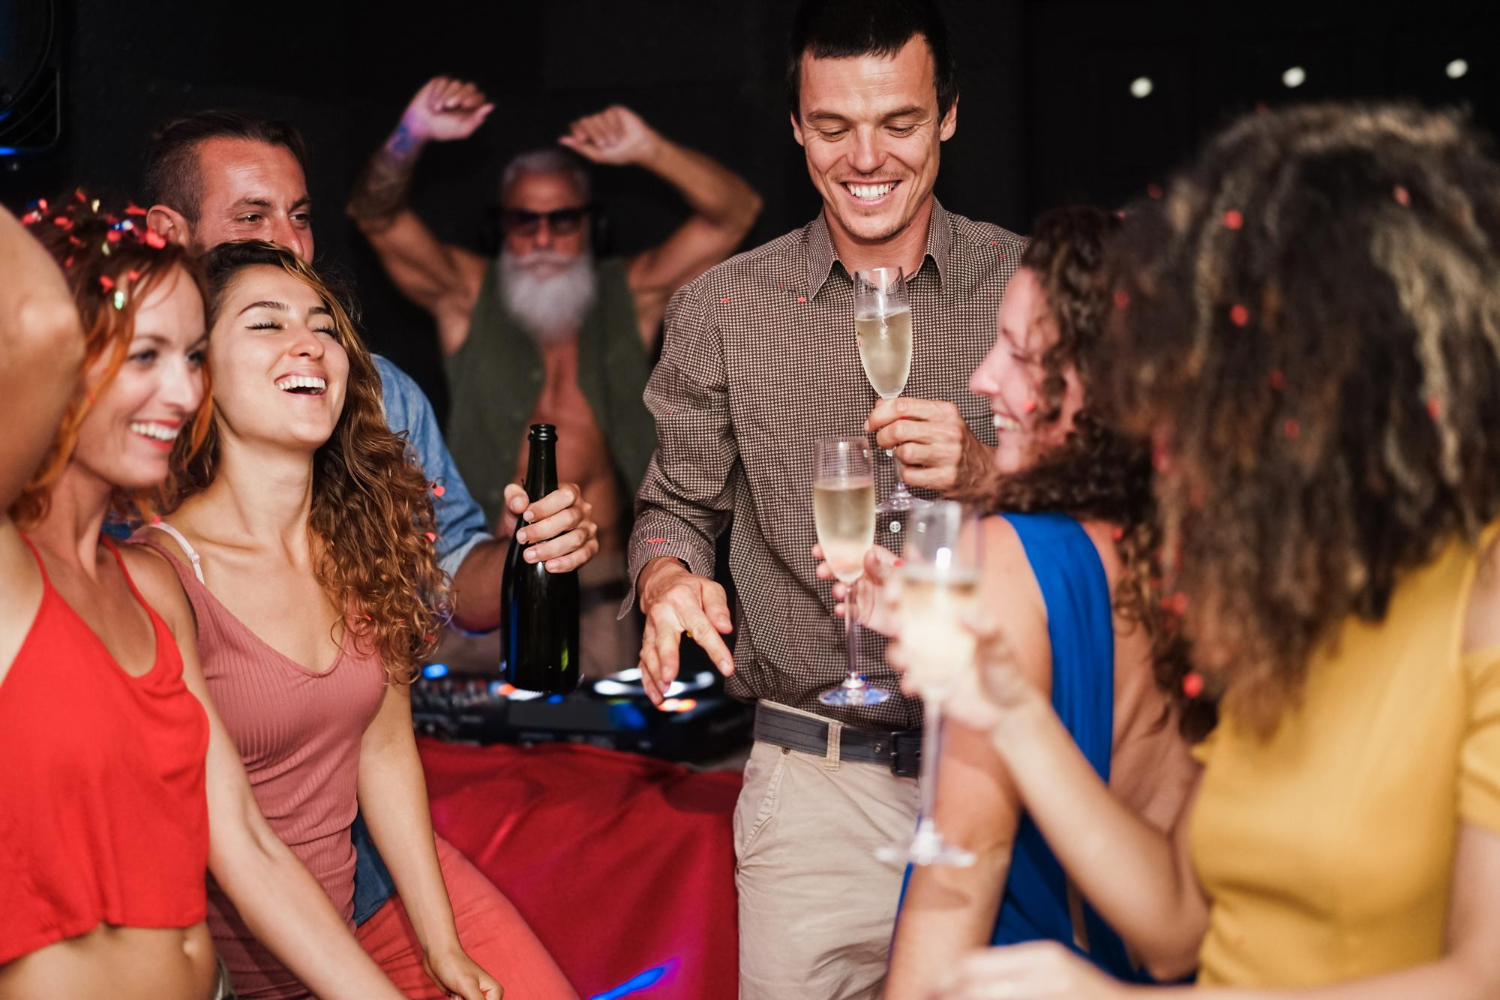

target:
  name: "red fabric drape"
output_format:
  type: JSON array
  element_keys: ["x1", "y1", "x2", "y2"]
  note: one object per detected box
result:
[{"x1": 418, "y1": 739, "x2": 742, "y2": 999}]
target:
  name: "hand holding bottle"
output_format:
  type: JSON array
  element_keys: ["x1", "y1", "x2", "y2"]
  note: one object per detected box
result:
[{"x1": 499, "y1": 481, "x2": 597, "y2": 573}]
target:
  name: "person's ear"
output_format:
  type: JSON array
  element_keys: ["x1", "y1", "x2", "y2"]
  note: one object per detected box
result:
[{"x1": 147, "y1": 204, "x2": 192, "y2": 249}]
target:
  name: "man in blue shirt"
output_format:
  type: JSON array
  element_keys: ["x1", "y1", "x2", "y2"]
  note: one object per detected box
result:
[{"x1": 141, "y1": 109, "x2": 601, "y2": 925}]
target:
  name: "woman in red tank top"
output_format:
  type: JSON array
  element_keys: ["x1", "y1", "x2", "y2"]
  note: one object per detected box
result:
[
  {"x1": 0, "y1": 202, "x2": 412, "y2": 1000},
  {"x1": 133, "y1": 241, "x2": 574, "y2": 1000}
]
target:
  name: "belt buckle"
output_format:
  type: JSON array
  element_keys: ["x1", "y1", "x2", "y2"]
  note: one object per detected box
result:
[{"x1": 889, "y1": 730, "x2": 922, "y2": 778}]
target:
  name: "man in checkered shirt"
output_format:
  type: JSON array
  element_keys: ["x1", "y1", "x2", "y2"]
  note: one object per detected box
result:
[{"x1": 624, "y1": 0, "x2": 1024, "y2": 994}]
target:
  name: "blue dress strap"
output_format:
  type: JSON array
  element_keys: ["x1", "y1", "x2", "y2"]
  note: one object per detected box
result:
[{"x1": 987, "y1": 512, "x2": 1144, "y2": 982}]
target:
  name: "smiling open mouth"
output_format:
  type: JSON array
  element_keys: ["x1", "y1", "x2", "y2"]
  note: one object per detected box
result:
[
  {"x1": 275, "y1": 375, "x2": 327, "y2": 396},
  {"x1": 843, "y1": 180, "x2": 900, "y2": 201},
  {"x1": 129, "y1": 422, "x2": 181, "y2": 442},
  {"x1": 993, "y1": 413, "x2": 1022, "y2": 431}
]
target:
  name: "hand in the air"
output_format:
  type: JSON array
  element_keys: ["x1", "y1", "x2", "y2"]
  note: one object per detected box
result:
[
  {"x1": 401, "y1": 76, "x2": 494, "y2": 144},
  {"x1": 558, "y1": 105, "x2": 661, "y2": 166}
]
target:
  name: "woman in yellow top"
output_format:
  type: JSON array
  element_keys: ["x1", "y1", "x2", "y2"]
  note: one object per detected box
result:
[{"x1": 919, "y1": 103, "x2": 1500, "y2": 998}]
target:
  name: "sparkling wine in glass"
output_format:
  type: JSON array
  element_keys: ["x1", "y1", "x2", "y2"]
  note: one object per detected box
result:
[
  {"x1": 881, "y1": 501, "x2": 982, "y2": 867},
  {"x1": 854, "y1": 266, "x2": 926, "y2": 514},
  {"x1": 813, "y1": 436, "x2": 889, "y2": 707}
]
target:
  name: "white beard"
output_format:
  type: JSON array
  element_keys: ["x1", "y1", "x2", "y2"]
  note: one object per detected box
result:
[{"x1": 499, "y1": 249, "x2": 597, "y2": 346}]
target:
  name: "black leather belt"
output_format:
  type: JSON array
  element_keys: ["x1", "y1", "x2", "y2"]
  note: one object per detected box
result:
[{"x1": 753, "y1": 702, "x2": 923, "y2": 778}]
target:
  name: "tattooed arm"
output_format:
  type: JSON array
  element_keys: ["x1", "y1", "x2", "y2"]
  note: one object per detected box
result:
[{"x1": 347, "y1": 76, "x2": 490, "y2": 356}]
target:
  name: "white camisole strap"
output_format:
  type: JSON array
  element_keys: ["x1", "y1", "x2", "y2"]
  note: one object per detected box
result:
[{"x1": 140, "y1": 521, "x2": 206, "y2": 584}]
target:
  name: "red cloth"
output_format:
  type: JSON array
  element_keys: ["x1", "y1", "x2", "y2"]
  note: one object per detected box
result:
[
  {"x1": 0, "y1": 537, "x2": 209, "y2": 965},
  {"x1": 417, "y1": 739, "x2": 742, "y2": 999}
]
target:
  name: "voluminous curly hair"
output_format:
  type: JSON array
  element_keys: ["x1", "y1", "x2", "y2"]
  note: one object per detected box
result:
[
  {"x1": 164, "y1": 241, "x2": 447, "y2": 683},
  {"x1": 10, "y1": 193, "x2": 211, "y2": 527},
  {"x1": 978, "y1": 206, "x2": 1213, "y2": 739},
  {"x1": 1104, "y1": 103, "x2": 1500, "y2": 735}
]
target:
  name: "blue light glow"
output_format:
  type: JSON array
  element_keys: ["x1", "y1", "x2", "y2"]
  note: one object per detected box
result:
[
  {"x1": 588, "y1": 959, "x2": 679, "y2": 1000},
  {"x1": 421, "y1": 662, "x2": 450, "y2": 679},
  {"x1": 0, "y1": 148, "x2": 18, "y2": 156}
]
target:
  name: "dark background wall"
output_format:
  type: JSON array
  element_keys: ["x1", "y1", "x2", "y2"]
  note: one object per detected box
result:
[{"x1": 2, "y1": 0, "x2": 1493, "y2": 419}]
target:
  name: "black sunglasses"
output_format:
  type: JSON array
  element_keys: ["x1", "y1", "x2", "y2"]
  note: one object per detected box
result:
[{"x1": 492, "y1": 206, "x2": 592, "y2": 236}]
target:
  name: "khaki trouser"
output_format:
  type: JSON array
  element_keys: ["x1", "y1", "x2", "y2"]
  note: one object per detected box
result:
[{"x1": 735, "y1": 706, "x2": 921, "y2": 1000}]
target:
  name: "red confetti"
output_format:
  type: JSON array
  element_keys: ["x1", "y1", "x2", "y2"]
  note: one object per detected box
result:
[
  {"x1": 665, "y1": 410, "x2": 674, "y2": 416},
  {"x1": 127, "y1": 270, "x2": 141, "y2": 281},
  {"x1": 797, "y1": 296, "x2": 807, "y2": 303},
  {"x1": 431, "y1": 484, "x2": 446, "y2": 497},
  {"x1": 1111, "y1": 526, "x2": 1125, "y2": 541},
  {"x1": 63, "y1": 256, "x2": 74, "y2": 269},
  {"x1": 720, "y1": 296, "x2": 731, "y2": 303},
  {"x1": 989, "y1": 240, "x2": 999, "y2": 245},
  {"x1": 1229, "y1": 303, "x2": 1250, "y2": 327},
  {"x1": 125, "y1": 203, "x2": 146, "y2": 215},
  {"x1": 106, "y1": 230, "x2": 122, "y2": 243},
  {"x1": 1147, "y1": 183, "x2": 1163, "y2": 200},
  {"x1": 1023, "y1": 398, "x2": 1037, "y2": 414},
  {"x1": 20, "y1": 211, "x2": 41, "y2": 224},
  {"x1": 99, "y1": 275, "x2": 115, "y2": 291},
  {"x1": 1182, "y1": 672, "x2": 1205, "y2": 698},
  {"x1": 424, "y1": 531, "x2": 437, "y2": 542},
  {"x1": 1222, "y1": 209, "x2": 1244, "y2": 230},
  {"x1": 779, "y1": 283, "x2": 785, "y2": 290},
  {"x1": 1152, "y1": 439, "x2": 1171, "y2": 473},
  {"x1": 74, "y1": 189, "x2": 87, "y2": 203},
  {"x1": 1269, "y1": 369, "x2": 1285, "y2": 390},
  {"x1": 53, "y1": 216, "x2": 73, "y2": 229},
  {"x1": 1169, "y1": 592, "x2": 1189, "y2": 614},
  {"x1": 1283, "y1": 417, "x2": 1300, "y2": 440},
  {"x1": 647, "y1": 537, "x2": 667, "y2": 545},
  {"x1": 1116, "y1": 209, "x2": 1126, "y2": 219},
  {"x1": 37, "y1": 198, "x2": 48, "y2": 211},
  {"x1": 1426, "y1": 397, "x2": 1441, "y2": 419},
  {"x1": 1112, "y1": 287, "x2": 1130, "y2": 310},
  {"x1": 424, "y1": 634, "x2": 434, "y2": 642},
  {"x1": 1393, "y1": 185, "x2": 1410, "y2": 207},
  {"x1": 144, "y1": 229, "x2": 167, "y2": 249}
]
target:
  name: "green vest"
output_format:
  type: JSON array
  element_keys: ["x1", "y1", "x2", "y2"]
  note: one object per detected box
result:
[{"x1": 444, "y1": 257, "x2": 656, "y2": 526}]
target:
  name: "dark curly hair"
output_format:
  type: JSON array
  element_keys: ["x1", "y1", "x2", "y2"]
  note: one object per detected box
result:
[
  {"x1": 163, "y1": 241, "x2": 447, "y2": 682},
  {"x1": 980, "y1": 206, "x2": 1214, "y2": 740},
  {"x1": 11, "y1": 193, "x2": 211, "y2": 527},
  {"x1": 1104, "y1": 103, "x2": 1500, "y2": 735}
]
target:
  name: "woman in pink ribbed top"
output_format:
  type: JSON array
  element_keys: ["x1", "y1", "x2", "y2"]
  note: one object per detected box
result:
[{"x1": 133, "y1": 241, "x2": 575, "y2": 1000}]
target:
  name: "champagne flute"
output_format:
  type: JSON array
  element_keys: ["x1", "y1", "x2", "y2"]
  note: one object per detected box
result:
[
  {"x1": 813, "y1": 436, "x2": 889, "y2": 707},
  {"x1": 854, "y1": 267, "x2": 927, "y2": 514},
  {"x1": 881, "y1": 501, "x2": 981, "y2": 866}
]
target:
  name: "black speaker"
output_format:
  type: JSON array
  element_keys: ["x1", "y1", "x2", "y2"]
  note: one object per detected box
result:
[{"x1": 0, "y1": 0, "x2": 61, "y2": 155}]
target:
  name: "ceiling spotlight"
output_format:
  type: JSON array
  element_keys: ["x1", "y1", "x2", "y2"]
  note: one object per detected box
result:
[
  {"x1": 1130, "y1": 76, "x2": 1154, "y2": 99},
  {"x1": 1282, "y1": 66, "x2": 1307, "y2": 89},
  {"x1": 1446, "y1": 58, "x2": 1469, "y2": 80}
]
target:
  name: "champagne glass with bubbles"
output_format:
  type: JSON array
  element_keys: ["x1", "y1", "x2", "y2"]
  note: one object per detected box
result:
[
  {"x1": 813, "y1": 436, "x2": 889, "y2": 707},
  {"x1": 880, "y1": 501, "x2": 981, "y2": 867},
  {"x1": 855, "y1": 267, "x2": 927, "y2": 514}
]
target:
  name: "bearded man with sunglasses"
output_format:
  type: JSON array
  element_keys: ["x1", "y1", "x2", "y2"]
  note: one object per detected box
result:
[{"x1": 349, "y1": 77, "x2": 761, "y2": 677}]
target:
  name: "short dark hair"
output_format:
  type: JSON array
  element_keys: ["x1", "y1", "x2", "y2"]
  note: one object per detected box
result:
[
  {"x1": 143, "y1": 111, "x2": 309, "y2": 223},
  {"x1": 786, "y1": 0, "x2": 957, "y2": 121}
]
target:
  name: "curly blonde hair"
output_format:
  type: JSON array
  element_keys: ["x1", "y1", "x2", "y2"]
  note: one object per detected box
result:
[
  {"x1": 165, "y1": 241, "x2": 448, "y2": 682},
  {"x1": 1105, "y1": 104, "x2": 1500, "y2": 735}
]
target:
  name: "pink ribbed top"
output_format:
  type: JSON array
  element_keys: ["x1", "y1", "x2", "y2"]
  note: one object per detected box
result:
[{"x1": 136, "y1": 530, "x2": 385, "y2": 1000}]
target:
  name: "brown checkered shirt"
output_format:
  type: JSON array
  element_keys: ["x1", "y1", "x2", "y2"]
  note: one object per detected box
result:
[{"x1": 626, "y1": 201, "x2": 1026, "y2": 730}]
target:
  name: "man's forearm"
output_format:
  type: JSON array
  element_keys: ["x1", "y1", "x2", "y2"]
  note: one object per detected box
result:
[
  {"x1": 449, "y1": 537, "x2": 506, "y2": 632},
  {"x1": 346, "y1": 123, "x2": 428, "y2": 231},
  {"x1": 639, "y1": 137, "x2": 761, "y2": 232}
]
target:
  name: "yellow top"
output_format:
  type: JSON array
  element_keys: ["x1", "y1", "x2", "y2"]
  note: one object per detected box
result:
[{"x1": 1189, "y1": 525, "x2": 1500, "y2": 987}]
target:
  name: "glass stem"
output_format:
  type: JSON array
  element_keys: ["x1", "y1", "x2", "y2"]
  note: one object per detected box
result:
[
  {"x1": 892, "y1": 450, "x2": 912, "y2": 498},
  {"x1": 919, "y1": 697, "x2": 943, "y2": 820},
  {"x1": 845, "y1": 590, "x2": 861, "y2": 685}
]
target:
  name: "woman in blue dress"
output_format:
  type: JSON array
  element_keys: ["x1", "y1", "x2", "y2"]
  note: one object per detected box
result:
[{"x1": 824, "y1": 207, "x2": 1209, "y2": 992}]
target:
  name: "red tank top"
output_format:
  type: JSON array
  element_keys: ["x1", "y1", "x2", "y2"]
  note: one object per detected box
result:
[{"x1": 0, "y1": 535, "x2": 210, "y2": 965}]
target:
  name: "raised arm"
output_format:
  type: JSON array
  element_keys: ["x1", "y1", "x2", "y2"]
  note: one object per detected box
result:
[
  {"x1": 121, "y1": 547, "x2": 407, "y2": 1000},
  {"x1": 560, "y1": 106, "x2": 761, "y2": 346},
  {"x1": 347, "y1": 76, "x2": 490, "y2": 355},
  {"x1": 0, "y1": 204, "x2": 84, "y2": 513},
  {"x1": 629, "y1": 283, "x2": 739, "y2": 702}
]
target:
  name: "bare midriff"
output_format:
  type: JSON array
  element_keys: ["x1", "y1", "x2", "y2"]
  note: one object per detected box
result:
[
  {"x1": 514, "y1": 339, "x2": 625, "y2": 560},
  {"x1": 0, "y1": 922, "x2": 217, "y2": 1000}
]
